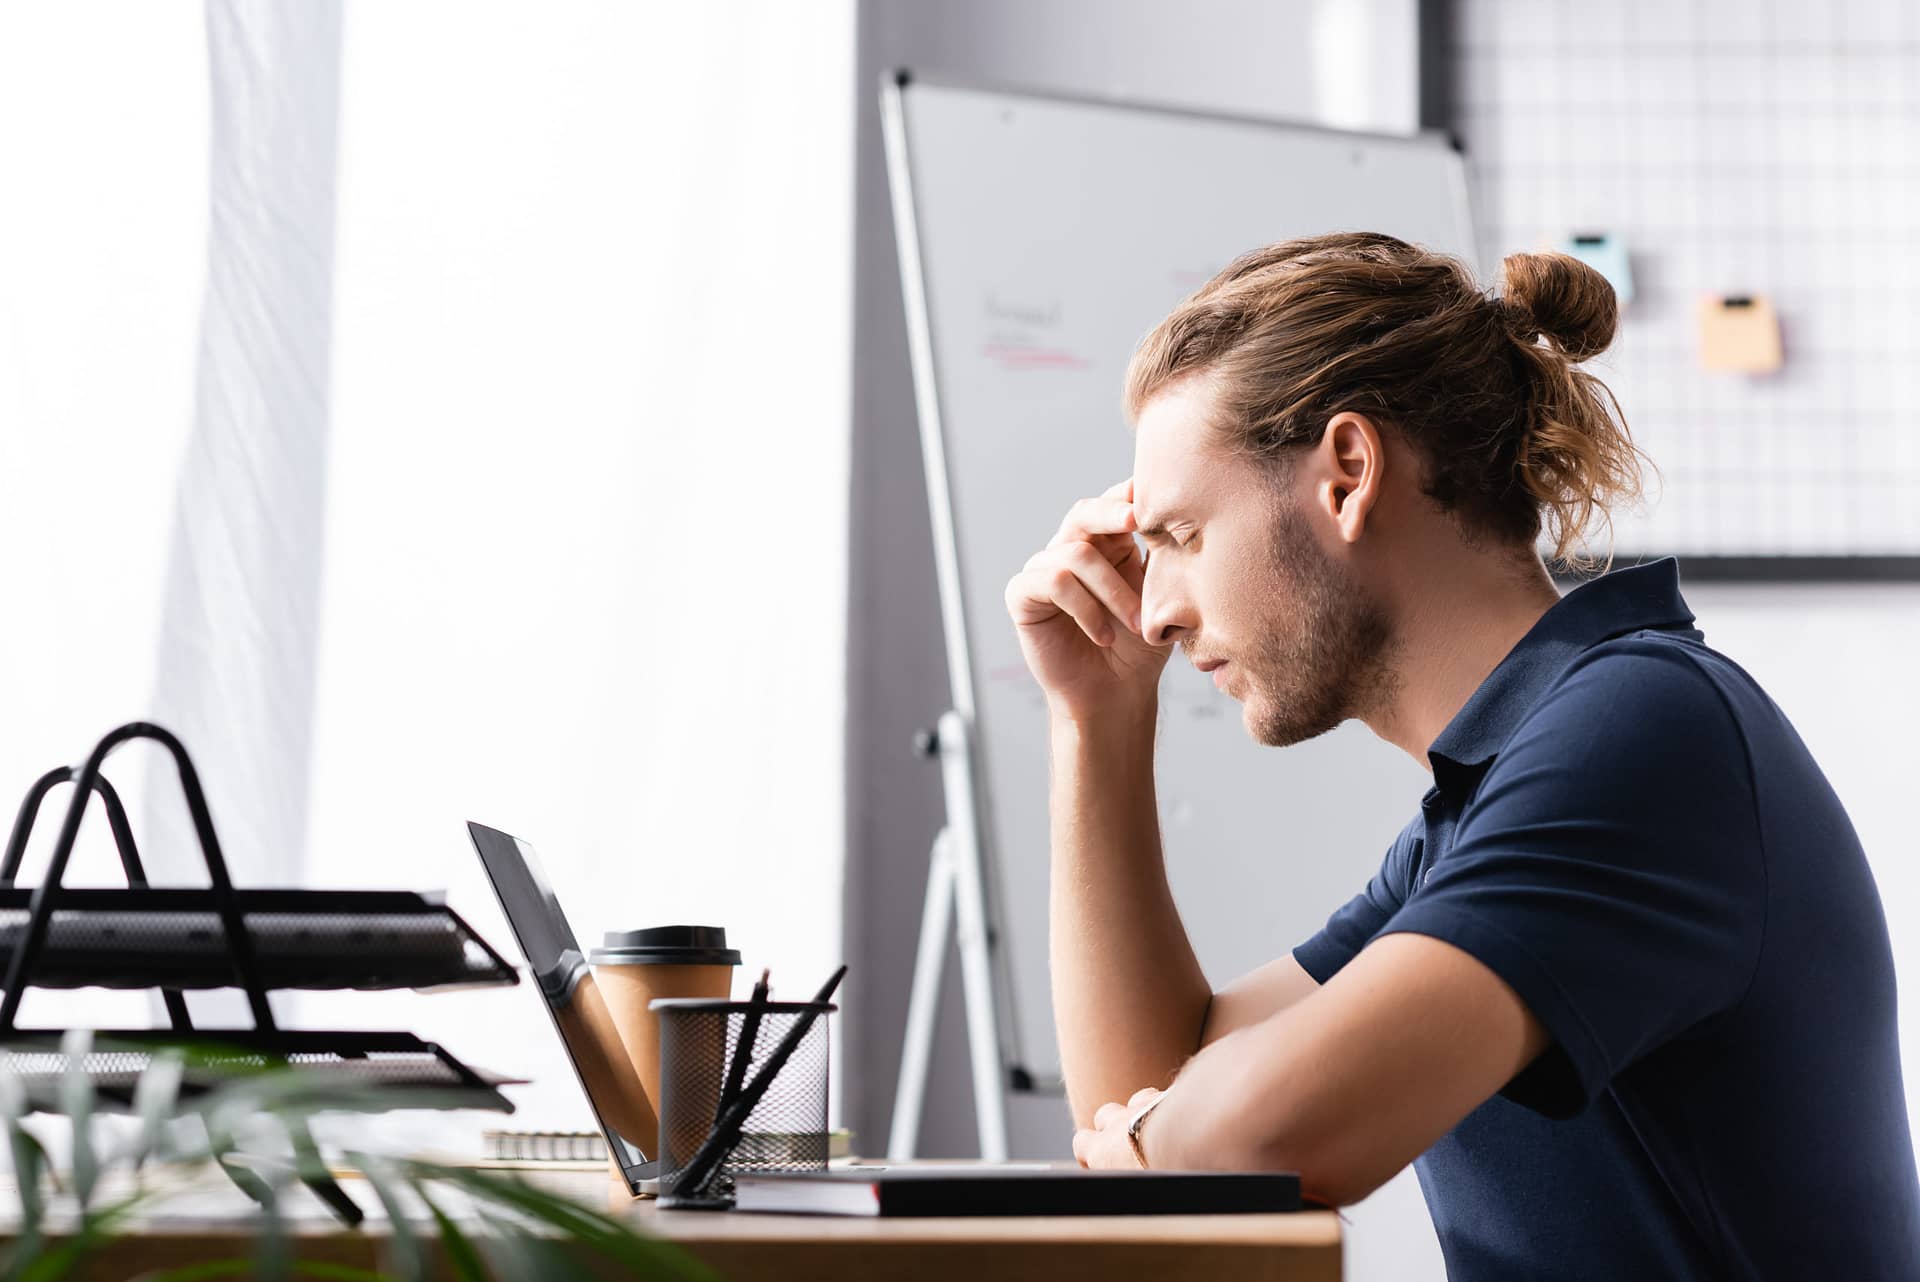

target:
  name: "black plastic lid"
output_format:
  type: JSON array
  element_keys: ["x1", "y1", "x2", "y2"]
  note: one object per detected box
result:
[{"x1": 588, "y1": 925, "x2": 741, "y2": 967}]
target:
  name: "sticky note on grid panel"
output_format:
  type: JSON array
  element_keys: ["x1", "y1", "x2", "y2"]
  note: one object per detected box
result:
[
  {"x1": 1698, "y1": 296, "x2": 1783, "y2": 373},
  {"x1": 1560, "y1": 233, "x2": 1635, "y2": 304}
]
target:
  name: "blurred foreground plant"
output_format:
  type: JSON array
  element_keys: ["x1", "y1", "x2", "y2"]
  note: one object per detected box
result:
[{"x1": 0, "y1": 1031, "x2": 717, "y2": 1282}]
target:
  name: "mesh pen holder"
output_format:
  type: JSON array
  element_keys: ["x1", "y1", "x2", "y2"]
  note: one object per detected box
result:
[{"x1": 653, "y1": 997, "x2": 834, "y2": 1204}]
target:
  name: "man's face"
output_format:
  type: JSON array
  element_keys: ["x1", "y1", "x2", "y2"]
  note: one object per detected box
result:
[{"x1": 1131, "y1": 376, "x2": 1394, "y2": 747}]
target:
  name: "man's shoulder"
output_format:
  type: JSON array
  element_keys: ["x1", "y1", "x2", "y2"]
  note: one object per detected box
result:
[
  {"x1": 1531, "y1": 628, "x2": 1759, "y2": 747},
  {"x1": 1487, "y1": 629, "x2": 1762, "y2": 816}
]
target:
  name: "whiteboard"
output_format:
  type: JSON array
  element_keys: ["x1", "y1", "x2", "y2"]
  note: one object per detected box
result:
[{"x1": 884, "y1": 75, "x2": 1474, "y2": 1082}]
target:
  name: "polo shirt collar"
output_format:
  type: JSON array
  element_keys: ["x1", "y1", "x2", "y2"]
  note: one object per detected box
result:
[{"x1": 1426, "y1": 558, "x2": 1699, "y2": 782}]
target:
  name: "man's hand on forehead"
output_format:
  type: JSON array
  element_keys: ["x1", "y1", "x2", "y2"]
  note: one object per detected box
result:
[
  {"x1": 1004, "y1": 475, "x2": 1169, "y2": 720},
  {"x1": 1047, "y1": 478, "x2": 1141, "y2": 570}
]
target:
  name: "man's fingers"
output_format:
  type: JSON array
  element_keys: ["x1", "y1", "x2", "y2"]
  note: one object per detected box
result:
[
  {"x1": 1008, "y1": 485, "x2": 1146, "y2": 648},
  {"x1": 1051, "y1": 495, "x2": 1137, "y2": 547},
  {"x1": 1009, "y1": 543, "x2": 1141, "y2": 641},
  {"x1": 1126, "y1": 1087, "x2": 1163, "y2": 1109},
  {"x1": 1047, "y1": 573, "x2": 1117, "y2": 647},
  {"x1": 1093, "y1": 1100, "x2": 1129, "y2": 1131},
  {"x1": 1101, "y1": 527, "x2": 1145, "y2": 573},
  {"x1": 1007, "y1": 566, "x2": 1116, "y2": 646},
  {"x1": 1061, "y1": 543, "x2": 1142, "y2": 634},
  {"x1": 1034, "y1": 531, "x2": 1137, "y2": 575},
  {"x1": 1071, "y1": 1128, "x2": 1092, "y2": 1167}
]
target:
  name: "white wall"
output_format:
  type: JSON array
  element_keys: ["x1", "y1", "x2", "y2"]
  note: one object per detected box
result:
[
  {"x1": 298, "y1": 1, "x2": 856, "y2": 1144},
  {"x1": 0, "y1": 5, "x2": 208, "y2": 1031},
  {"x1": 1687, "y1": 585, "x2": 1920, "y2": 1134}
]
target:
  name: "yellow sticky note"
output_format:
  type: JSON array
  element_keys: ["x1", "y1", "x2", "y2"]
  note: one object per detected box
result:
[{"x1": 1698, "y1": 295, "x2": 1783, "y2": 373}]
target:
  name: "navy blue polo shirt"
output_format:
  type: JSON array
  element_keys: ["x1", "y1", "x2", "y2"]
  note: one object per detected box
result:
[{"x1": 1295, "y1": 559, "x2": 1920, "y2": 1280}]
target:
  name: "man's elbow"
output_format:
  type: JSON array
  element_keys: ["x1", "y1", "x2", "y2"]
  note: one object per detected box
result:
[
  {"x1": 1248, "y1": 1121, "x2": 1397, "y2": 1208},
  {"x1": 1289, "y1": 1152, "x2": 1392, "y2": 1208}
]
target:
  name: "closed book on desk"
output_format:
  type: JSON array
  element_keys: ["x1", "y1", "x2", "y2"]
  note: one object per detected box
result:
[{"x1": 732, "y1": 1166, "x2": 1300, "y2": 1217}]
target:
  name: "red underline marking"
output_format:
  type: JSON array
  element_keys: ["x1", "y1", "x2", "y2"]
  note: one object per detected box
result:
[{"x1": 981, "y1": 345, "x2": 1091, "y2": 369}]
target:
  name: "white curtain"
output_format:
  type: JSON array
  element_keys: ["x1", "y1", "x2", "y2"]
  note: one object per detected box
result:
[{"x1": 145, "y1": 0, "x2": 341, "y2": 909}]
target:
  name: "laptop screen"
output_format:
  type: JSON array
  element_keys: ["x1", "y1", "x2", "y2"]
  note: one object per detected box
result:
[{"x1": 466, "y1": 821, "x2": 655, "y2": 1187}]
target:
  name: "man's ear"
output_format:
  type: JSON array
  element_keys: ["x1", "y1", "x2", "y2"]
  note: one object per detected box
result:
[{"x1": 1312, "y1": 412, "x2": 1385, "y2": 545}]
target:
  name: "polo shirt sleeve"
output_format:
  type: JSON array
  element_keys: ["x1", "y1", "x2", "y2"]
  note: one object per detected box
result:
[
  {"x1": 1293, "y1": 813, "x2": 1425, "y2": 984},
  {"x1": 1379, "y1": 641, "x2": 1767, "y2": 1118}
]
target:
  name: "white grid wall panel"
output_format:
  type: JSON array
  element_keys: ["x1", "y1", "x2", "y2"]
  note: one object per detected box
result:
[{"x1": 1452, "y1": 0, "x2": 1920, "y2": 558}]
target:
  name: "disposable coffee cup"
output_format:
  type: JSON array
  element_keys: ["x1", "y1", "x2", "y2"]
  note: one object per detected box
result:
[{"x1": 590, "y1": 925, "x2": 741, "y2": 1157}]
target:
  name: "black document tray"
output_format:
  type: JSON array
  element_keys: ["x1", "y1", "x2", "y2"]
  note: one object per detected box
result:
[
  {"x1": 0, "y1": 888, "x2": 518, "y2": 991},
  {"x1": 0, "y1": 1029, "x2": 525, "y2": 1113}
]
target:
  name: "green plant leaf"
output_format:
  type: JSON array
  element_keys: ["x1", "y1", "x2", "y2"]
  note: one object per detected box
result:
[
  {"x1": 58, "y1": 1029, "x2": 98, "y2": 1212},
  {"x1": 11, "y1": 1190, "x2": 150, "y2": 1282},
  {"x1": 0, "y1": 1063, "x2": 57, "y2": 1282},
  {"x1": 207, "y1": 1142, "x2": 292, "y2": 1282},
  {"x1": 0, "y1": 1133, "x2": 46, "y2": 1282},
  {"x1": 128, "y1": 1047, "x2": 186, "y2": 1168},
  {"x1": 416, "y1": 1164, "x2": 720, "y2": 1282},
  {"x1": 344, "y1": 1152, "x2": 425, "y2": 1282},
  {"x1": 0, "y1": 1067, "x2": 47, "y2": 1241},
  {"x1": 418, "y1": 1188, "x2": 490, "y2": 1282},
  {"x1": 252, "y1": 1184, "x2": 291, "y2": 1282},
  {"x1": 212, "y1": 1147, "x2": 278, "y2": 1212},
  {"x1": 471, "y1": 1207, "x2": 586, "y2": 1282},
  {"x1": 287, "y1": 1118, "x2": 363, "y2": 1228},
  {"x1": 0, "y1": 1060, "x2": 27, "y2": 1120}
]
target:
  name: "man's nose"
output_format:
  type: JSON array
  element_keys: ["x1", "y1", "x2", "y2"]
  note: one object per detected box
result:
[{"x1": 1140, "y1": 583, "x2": 1190, "y2": 649}]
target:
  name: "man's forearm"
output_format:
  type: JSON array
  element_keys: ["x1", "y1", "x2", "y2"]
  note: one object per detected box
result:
[
  {"x1": 1127, "y1": 936, "x2": 1549, "y2": 1207},
  {"x1": 1049, "y1": 702, "x2": 1212, "y2": 1127}
]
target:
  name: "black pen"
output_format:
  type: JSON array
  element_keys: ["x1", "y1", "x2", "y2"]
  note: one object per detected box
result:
[{"x1": 716, "y1": 966, "x2": 771, "y2": 1126}]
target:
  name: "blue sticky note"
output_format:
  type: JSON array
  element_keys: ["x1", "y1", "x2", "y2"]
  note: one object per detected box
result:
[{"x1": 1560, "y1": 233, "x2": 1635, "y2": 305}]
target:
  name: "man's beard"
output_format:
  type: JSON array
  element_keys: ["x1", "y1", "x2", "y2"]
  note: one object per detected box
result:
[{"x1": 1197, "y1": 507, "x2": 1396, "y2": 748}]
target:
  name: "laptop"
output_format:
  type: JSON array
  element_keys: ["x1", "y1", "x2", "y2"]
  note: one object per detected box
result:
[{"x1": 466, "y1": 821, "x2": 658, "y2": 1196}]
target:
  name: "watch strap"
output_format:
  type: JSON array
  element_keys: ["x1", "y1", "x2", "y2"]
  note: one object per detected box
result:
[{"x1": 1124, "y1": 1092, "x2": 1168, "y2": 1169}]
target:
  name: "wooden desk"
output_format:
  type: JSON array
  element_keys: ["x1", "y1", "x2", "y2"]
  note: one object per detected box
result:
[
  {"x1": 12, "y1": 1166, "x2": 1341, "y2": 1282},
  {"x1": 635, "y1": 1193, "x2": 1340, "y2": 1281}
]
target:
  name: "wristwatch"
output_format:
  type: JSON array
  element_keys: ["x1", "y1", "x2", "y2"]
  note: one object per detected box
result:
[{"x1": 1125, "y1": 1092, "x2": 1169, "y2": 1169}]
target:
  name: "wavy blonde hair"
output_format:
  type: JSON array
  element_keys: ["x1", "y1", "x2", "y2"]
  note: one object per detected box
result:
[{"x1": 1124, "y1": 232, "x2": 1645, "y2": 565}]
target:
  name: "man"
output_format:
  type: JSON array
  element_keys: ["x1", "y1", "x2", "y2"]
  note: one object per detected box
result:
[{"x1": 1005, "y1": 233, "x2": 1919, "y2": 1278}]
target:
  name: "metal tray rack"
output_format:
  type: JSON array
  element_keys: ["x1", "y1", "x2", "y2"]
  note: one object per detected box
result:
[
  {"x1": 0, "y1": 1028, "x2": 527, "y2": 1114},
  {"x1": 0, "y1": 721, "x2": 522, "y2": 1110},
  {"x1": 0, "y1": 887, "x2": 515, "y2": 992}
]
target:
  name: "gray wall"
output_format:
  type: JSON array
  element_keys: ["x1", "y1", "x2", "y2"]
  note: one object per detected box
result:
[{"x1": 841, "y1": 0, "x2": 1419, "y2": 1163}]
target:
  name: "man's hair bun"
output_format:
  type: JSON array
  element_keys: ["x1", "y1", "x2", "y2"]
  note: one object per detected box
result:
[{"x1": 1499, "y1": 252, "x2": 1618, "y2": 361}]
